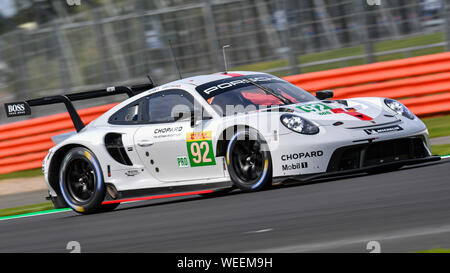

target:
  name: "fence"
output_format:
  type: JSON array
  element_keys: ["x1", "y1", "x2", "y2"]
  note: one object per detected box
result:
[
  {"x1": 285, "y1": 52, "x2": 450, "y2": 116},
  {"x1": 1, "y1": 0, "x2": 450, "y2": 124},
  {"x1": 1, "y1": 52, "x2": 450, "y2": 174}
]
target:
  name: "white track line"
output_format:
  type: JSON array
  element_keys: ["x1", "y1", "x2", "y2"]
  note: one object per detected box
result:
[{"x1": 251, "y1": 224, "x2": 450, "y2": 253}]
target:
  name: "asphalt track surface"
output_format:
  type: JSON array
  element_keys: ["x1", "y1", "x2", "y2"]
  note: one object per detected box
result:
[{"x1": 0, "y1": 159, "x2": 450, "y2": 253}]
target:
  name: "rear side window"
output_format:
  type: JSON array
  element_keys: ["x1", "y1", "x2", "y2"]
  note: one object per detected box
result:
[
  {"x1": 147, "y1": 90, "x2": 194, "y2": 124},
  {"x1": 109, "y1": 99, "x2": 145, "y2": 125}
]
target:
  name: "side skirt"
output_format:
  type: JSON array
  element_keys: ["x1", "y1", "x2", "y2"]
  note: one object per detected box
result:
[{"x1": 102, "y1": 181, "x2": 233, "y2": 205}]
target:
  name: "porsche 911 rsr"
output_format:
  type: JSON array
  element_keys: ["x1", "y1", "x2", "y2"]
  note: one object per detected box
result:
[{"x1": 5, "y1": 71, "x2": 440, "y2": 214}]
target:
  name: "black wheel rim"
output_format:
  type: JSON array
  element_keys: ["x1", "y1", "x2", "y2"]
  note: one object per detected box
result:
[
  {"x1": 64, "y1": 158, "x2": 96, "y2": 203},
  {"x1": 231, "y1": 139, "x2": 265, "y2": 184}
]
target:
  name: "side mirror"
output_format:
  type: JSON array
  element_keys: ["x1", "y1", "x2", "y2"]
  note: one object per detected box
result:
[{"x1": 316, "y1": 90, "x2": 334, "y2": 100}]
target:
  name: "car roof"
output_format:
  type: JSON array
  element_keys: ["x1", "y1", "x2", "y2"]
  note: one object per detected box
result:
[
  {"x1": 88, "y1": 71, "x2": 273, "y2": 127},
  {"x1": 158, "y1": 71, "x2": 268, "y2": 88}
]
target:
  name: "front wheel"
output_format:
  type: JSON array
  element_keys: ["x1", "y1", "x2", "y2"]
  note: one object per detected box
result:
[
  {"x1": 59, "y1": 147, "x2": 110, "y2": 214},
  {"x1": 226, "y1": 129, "x2": 272, "y2": 192}
]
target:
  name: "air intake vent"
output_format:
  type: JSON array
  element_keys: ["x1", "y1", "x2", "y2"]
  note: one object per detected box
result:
[{"x1": 105, "y1": 133, "x2": 133, "y2": 166}]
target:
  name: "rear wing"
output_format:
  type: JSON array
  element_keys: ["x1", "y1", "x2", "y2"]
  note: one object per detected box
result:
[{"x1": 4, "y1": 83, "x2": 154, "y2": 132}]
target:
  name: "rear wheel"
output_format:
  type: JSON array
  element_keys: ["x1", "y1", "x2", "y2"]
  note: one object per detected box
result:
[
  {"x1": 226, "y1": 129, "x2": 272, "y2": 192},
  {"x1": 59, "y1": 147, "x2": 116, "y2": 214}
]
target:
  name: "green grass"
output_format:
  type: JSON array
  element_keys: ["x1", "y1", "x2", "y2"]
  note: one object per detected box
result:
[
  {"x1": 431, "y1": 144, "x2": 450, "y2": 156},
  {"x1": 0, "y1": 168, "x2": 43, "y2": 181},
  {"x1": 375, "y1": 33, "x2": 444, "y2": 52},
  {"x1": 414, "y1": 248, "x2": 450, "y2": 253},
  {"x1": 234, "y1": 32, "x2": 446, "y2": 73},
  {"x1": 422, "y1": 115, "x2": 450, "y2": 139},
  {"x1": 0, "y1": 202, "x2": 54, "y2": 217}
]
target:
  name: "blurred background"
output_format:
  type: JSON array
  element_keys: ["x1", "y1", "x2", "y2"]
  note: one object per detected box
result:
[
  {"x1": 0, "y1": 0, "x2": 448, "y2": 121},
  {"x1": 1, "y1": 0, "x2": 450, "y2": 217}
]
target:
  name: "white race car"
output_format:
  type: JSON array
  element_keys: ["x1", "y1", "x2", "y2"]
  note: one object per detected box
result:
[{"x1": 5, "y1": 71, "x2": 440, "y2": 214}]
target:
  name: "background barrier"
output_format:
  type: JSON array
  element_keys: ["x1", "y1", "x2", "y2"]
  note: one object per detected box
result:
[
  {"x1": 0, "y1": 103, "x2": 117, "y2": 174},
  {"x1": 285, "y1": 52, "x2": 450, "y2": 117},
  {"x1": 1, "y1": 53, "x2": 449, "y2": 174}
]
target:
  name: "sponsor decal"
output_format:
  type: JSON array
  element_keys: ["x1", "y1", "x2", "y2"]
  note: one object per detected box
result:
[
  {"x1": 177, "y1": 156, "x2": 189, "y2": 168},
  {"x1": 186, "y1": 131, "x2": 216, "y2": 167},
  {"x1": 154, "y1": 126, "x2": 183, "y2": 134},
  {"x1": 282, "y1": 162, "x2": 308, "y2": 171},
  {"x1": 281, "y1": 150, "x2": 324, "y2": 161},
  {"x1": 5, "y1": 102, "x2": 31, "y2": 117},
  {"x1": 297, "y1": 103, "x2": 373, "y2": 121},
  {"x1": 195, "y1": 74, "x2": 283, "y2": 99},
  {"x1": 331, "y1": 108, "x2": 373, "y2": 121},
  {"x1": 364, "y1": 125, "x2": 403, "y2": 135},
  {"x1": 202, "y1": 77, "x2": 277, "y2": 95},
  {"x1": 297, "y1": 103, "x2": 332, "y2": 114},
  {"x1": 153, "y1": 126, "x2": 183, "y2": 139}
]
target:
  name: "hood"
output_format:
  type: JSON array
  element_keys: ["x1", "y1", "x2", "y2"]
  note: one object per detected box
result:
[{"x1": 282, "y1": 98, "x2": 400, "y2": 128}]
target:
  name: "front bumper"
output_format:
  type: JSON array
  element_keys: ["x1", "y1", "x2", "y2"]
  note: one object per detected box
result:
[
  {"x1": 276, "y1": 135, "x2": 440, "y2": 183},
  {"x1": 282, "y1": 155, "x2": 440, "y2": 183},
  {"x1": 326, "y1": 135, "x2": 430, "y2": 172}
]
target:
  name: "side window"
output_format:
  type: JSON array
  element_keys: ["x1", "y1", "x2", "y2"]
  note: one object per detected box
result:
[
  {"x1": 109, "y1": 99, "x2": 144, "y2": 125},
  {"x1": 147, "y1": 90, "x2": 195, "y2": 124}
]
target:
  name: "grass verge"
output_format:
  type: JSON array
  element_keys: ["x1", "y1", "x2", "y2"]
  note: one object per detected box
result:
[
  {"x1": 0, "y1": 202, "x2": 54, "y2": 218},
  {"x1": 235, "y1": 33, "x2": 445, "y2": 74},
  {"x1": 0, "y1": 168, "x2": 43, "y2": 181},
  {"x1": 422, "y1": 115, "x2": 450, "y2": 139},
  {"x1": 414, "y1": 248, "x2": 450, "y2": 253},
  {"x1": 431, "y1": 144, "x2": 450, "y2": 156}
]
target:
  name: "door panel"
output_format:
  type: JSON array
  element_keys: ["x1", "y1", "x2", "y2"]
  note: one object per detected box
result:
[{"x1": 134, "y1": 121, "x2": 224, "y2": 182}]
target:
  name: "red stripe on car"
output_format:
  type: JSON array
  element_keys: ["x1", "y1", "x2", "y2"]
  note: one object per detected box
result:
[
  {"x1": 223, "y1": 73, "x2": 244, "y2": 77},
  {"x1": 331, "y1": 108, "x2": 373, "y2": 121},
  {"x1": 102, "y1": 190, "x2": 214, "y2": 205}
]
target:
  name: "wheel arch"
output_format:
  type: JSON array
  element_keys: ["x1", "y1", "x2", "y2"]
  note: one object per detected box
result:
[
  {"x1": 215, "y1": 124, "x2": 269, "y2": 158},
  {"x1": 48, "y1": 143, "x2": 91, "y2": 200}
]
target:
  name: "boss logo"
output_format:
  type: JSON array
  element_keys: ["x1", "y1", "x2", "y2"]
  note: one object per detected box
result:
[
  {"x1": 5, "y1": 102, "x2": 31, "y2": 117},
  {"x1": 8, "y1": 104, "x2": 25, "y2": 112}
]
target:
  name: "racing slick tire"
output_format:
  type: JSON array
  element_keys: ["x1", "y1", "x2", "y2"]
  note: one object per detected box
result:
[
  {"x1": 49, "y1": 193, "x2": 69, "y2": 209},
  {"x1": 59, "y1": 147, "x2": 113, "y2": 214},
  {"x1": 226, "y1": 129, "x2": 272, "y2": 192}
]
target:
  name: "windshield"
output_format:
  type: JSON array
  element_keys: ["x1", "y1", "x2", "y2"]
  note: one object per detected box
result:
[{"x1": 195, "y1": 75, "x2": 317, "y2": 116}]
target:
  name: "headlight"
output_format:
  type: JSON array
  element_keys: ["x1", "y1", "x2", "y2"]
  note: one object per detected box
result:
[
  {"x1": 384, "y1": 99, "x2": 415, "y2": 120},
  {"x1": 280, "y1": 114, "x2": 319, "y2": 134}
]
